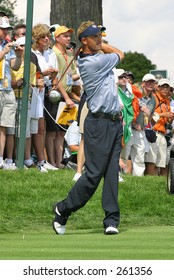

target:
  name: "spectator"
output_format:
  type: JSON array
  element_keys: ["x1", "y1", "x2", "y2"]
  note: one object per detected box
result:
[
  {"x1": 121, "y1": 74, "x2": 156, "y2": 176},
  {"x1": 52, "y1": 25, "x2": 79, "y2": 167},
  {"x1": 0, "y1": 14, "x2": 23, "y2": 169},
  {"x1": 116, "y1": 69, "x2": 134, "y2": 145},
  {"x1": 53, "y1": 21, "x2": 124, "y2": 235},
  {"x1": 10, "y1": 24, "x2": 44, "y2": 168},
  {"x1": 116, "y1": 69, "x2": 134, "y2": 180},
  {"x1": 66, "y1": 41, "x2": 76, "y2": 53},
  {"x1": 61, "y1": 120, "x2": 81, "y2": 169},
  {"x1": 126, "y1": 71, "x2": 134, "y2": 85},
  {"x1": 138, "y1": 74, "x2": 158, "y2": 176},
  {"x1": 32, "y1": 23, "x2": 74, "y2": 170},
  {"x1": 152, "y1": 78, "x2": 174, "y2": 176}
]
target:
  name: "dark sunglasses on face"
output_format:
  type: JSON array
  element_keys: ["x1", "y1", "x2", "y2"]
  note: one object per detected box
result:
[
  {"x1": 40, "y1": 34, "x2": 51, "y2": 39},
  {"x1": 66, "y1": 46, "x2": 75, "y2": 50},
  {"x1": 119, "y1": 75, "x2": 128, "y2": 79}
]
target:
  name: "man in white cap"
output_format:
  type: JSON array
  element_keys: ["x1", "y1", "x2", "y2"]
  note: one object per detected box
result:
[
  {"x1": 0, "y1": 14, "x2": 23, "y2": 169},
  {"x1": 141, "y1": 74, "x2": 158, "y2": 175},
  {"x1": 123, "y1": 73, "x2": 157, "y2": 176}
]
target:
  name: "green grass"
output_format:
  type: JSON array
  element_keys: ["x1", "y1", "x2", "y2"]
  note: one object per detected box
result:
[
  {"x1": 0, "y1": 169, "x2": 174, "y2": 259},
  {"x1": 1, "y1": 227, "x2": 174, "y2": 260}
]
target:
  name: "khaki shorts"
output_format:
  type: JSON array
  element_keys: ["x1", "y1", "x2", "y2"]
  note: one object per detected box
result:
[
  {"x1": 6, "y1": 100, "x2": 38, "y2": 137},
  {"x1": 79, "y1": 101, "x2": 89, "y2": 134},
  {"x1": 144, "y1": 142, "x2": 159, "y2": 164},
  {"x1": 155, "y1": 132, "x2": 167, "y2": 168},
  {"x1": 0, "y1": 90, "x2": 16, "y2": 128}
]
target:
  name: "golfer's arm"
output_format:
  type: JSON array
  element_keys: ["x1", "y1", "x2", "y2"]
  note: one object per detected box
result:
[{"x1": 101, "y1": 43, "x2": 124, "y2": 60}]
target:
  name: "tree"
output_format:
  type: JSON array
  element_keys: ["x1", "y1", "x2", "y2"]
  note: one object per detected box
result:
[
  {"x1": 118, "y1": 51, "x2": 156, "y2": 82},
  {"x1": 50, "y1": 0, "x2": 103, "y2": 43},
  {"x1": 0, "y1": 0, "x2": 24, "y2": 26}
]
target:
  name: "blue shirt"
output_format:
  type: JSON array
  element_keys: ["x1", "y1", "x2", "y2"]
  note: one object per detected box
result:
[
  {"x1": 78, "y1": 52, "x2": 120, "y2": 114},
  {"x1": 0, "y1": 40, "x2": 16, "y2": 91}
]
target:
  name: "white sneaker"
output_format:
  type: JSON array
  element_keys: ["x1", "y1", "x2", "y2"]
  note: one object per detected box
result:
[
  {"x1": 42, "y1": 161, "x2": 58, "y2": 170},
  {"x1": 3, "y1": 163, "x2": 18, "y2": 170},
  {"x1": 104, "y1": 225, "x2": 119, "y2": 235},
  {"x1": 53, "y1": 206, "x2": 68, "y2": 235},
  {"x1": 72, "y1": 173, "x2": 82, "y2": 182},
  {"x1": 37, "y1": 165, "x2": 48, "y2": 173}
]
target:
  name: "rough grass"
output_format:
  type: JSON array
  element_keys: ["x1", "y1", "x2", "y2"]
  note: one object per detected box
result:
[{"x1": 0, "y1": 169, "x2": 173, "y2": 234}]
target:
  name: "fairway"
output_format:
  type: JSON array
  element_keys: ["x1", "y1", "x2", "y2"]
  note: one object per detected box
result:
[{"x1": 0, "y1": 226, "x2": 174, "y2": 260}]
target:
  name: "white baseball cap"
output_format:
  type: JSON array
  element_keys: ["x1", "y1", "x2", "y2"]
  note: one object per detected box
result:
[
  {"x1": 115, "y1": 69, "x2": 125, "y2": 77},
  {"x1": 0, "y1": 16, "x2": 13, "y2": 29},
  {"x1": 158, "y1": 78, "x2": 171, "y2": 87},
  {"x1": 142, "y1": 73, "x2": 156, "y2": 82}
]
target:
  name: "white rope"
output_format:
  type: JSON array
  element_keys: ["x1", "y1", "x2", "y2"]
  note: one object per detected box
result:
[{"x1": 30, "y1": 84, "x2": 67, "y2": 131}]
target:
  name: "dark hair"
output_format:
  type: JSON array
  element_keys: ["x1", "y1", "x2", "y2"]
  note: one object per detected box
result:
[{"x1": 12, "y1": 23, "x2": 26, "y2": 40}]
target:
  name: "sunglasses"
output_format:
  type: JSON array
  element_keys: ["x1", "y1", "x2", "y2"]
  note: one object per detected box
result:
[
  {"x1": 66, "y1": 46, "x2": 74, "y2": 50},
  {"x1": 119, "y1": 75, "x2": 128, "y2": 79},
  {"x1": 39, "y1": 34, "x2": 51, "y2": 39}
]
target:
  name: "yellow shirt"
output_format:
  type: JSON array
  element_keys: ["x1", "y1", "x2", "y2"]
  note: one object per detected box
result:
[{"x1": 11, "y1": 52, "x2": 39, "y2": 98}]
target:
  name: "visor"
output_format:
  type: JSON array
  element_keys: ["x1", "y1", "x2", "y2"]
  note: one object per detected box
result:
[{"x1": 79, "y1": 24, "x2": 106, "y2": 41}]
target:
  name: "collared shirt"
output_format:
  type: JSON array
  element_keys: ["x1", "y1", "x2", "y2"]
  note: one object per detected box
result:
[
  {"x1": 32, "y1": 47, "x2": 58, "y2": 87},
  {"x1": 53, "y1": 46, "x2": 77, "y2": 94},
  {"x1": 153, "y1": 92, "x2": 171, "y2": 134},
  {"x1": 78, "y1": 52, "x2": 120, "y2": 114},
  {"x1": 0, "y1": 40, "x2": 16, "y2": 91}
]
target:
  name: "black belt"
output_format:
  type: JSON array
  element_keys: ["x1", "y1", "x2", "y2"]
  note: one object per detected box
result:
[{"x1": 91, "y1": 111, "x2": 122, "y2": 121}]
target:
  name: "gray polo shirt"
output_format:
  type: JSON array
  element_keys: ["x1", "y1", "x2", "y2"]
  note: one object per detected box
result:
[{"x1": 78, "y1": 53, "x2": 120, "y2": 114}]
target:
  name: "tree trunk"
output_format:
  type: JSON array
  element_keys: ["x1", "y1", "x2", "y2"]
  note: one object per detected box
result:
[{"x1": 50, "y1": 0, "x2": 103, "y2": 43}]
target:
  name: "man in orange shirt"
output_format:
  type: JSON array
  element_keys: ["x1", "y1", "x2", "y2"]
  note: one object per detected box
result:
[{"x1": 152, "y1": 78, "x2": 174, "y2": 176}]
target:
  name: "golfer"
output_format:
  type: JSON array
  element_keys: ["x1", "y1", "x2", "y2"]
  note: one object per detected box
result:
[{"x1": 53, "y1": 21, "x2": 124, "y2": 235}]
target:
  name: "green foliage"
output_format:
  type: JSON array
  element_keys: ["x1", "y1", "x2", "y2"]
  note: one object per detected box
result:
[
  {"x1": 118, "y1": 51, "x2": 156, "y2": 82},
  {"x1": 0, "y1": 0, "x2": 24, "y2": 26},
  {"x1": 0, "y1": 169, "x2": 173, "y2": 234}
]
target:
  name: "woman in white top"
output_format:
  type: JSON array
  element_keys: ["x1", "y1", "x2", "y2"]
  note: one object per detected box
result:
[{"x1": 32, "y1": 24, "x2": 74, "y2": 170}]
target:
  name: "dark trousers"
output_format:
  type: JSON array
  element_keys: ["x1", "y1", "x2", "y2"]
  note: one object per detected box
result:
[{"x1": 58, "y1": 112, "x2": 123, "y2": 228}]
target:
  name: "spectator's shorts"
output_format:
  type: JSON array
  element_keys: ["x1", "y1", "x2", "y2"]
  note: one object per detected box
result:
[
  {"x1": 155, "y1": 132, "x2": 167, "y2": 168},
  {"x1": 0, "y1": 90, "x2": 16, "y2": 128},
  {"x1": 144, "y1": 142, "x2": 159, "y2": 164},
  {"x1": 6, "y1": 99, "x2": 38, "y2": 137}
]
